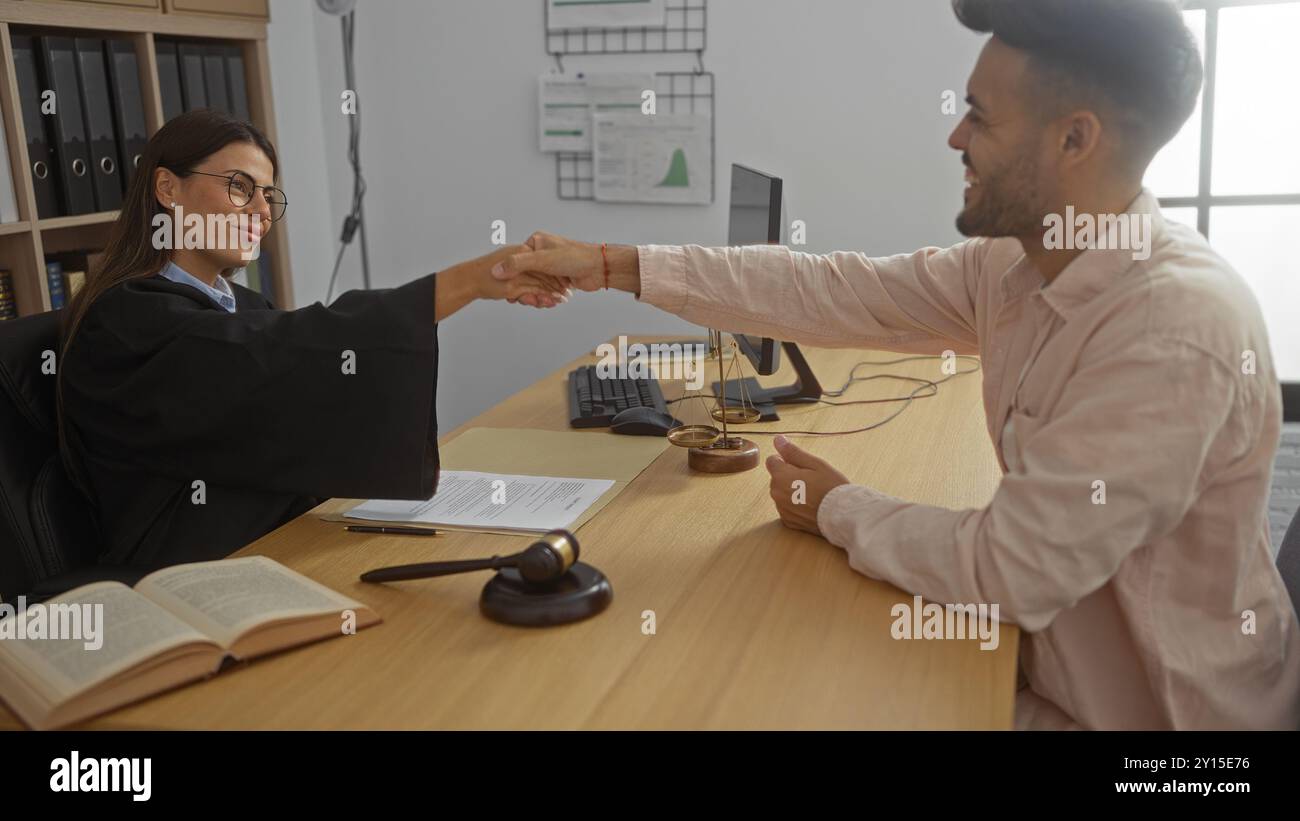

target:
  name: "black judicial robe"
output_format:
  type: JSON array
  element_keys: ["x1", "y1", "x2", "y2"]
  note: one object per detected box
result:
[{"x1": 60, "y1": 272, "x2": 440, "y2": 569}]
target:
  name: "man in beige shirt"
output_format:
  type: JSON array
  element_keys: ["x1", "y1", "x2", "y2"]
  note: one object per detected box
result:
[{"x1": 494, "y1": 0, "x2": 1300, "y2": 728}]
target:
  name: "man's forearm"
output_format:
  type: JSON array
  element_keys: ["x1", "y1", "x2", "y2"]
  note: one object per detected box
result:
[
  {"x1": 629, "y1": 243, "x2": 981, "y2": 354},
  {"x1": 606, "y1": 245, "x2": 641, "y2": 296}
]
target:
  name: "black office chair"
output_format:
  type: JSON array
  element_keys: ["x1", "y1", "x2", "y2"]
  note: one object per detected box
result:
[{"x1": 0, "y1": 310, "x2": 138, "y2": 603}]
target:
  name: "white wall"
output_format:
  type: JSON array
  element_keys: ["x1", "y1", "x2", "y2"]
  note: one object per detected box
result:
[
  {"x1": 264, "y1": 0, "x2": 336, "y2": 311},
  {"x1": 268, "y1": 0, "x2": 984, "y2": 433}
]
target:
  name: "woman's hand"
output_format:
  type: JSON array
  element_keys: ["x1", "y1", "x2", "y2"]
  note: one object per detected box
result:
[
  {"x1": 435, "y1": 244, "x2": 571, "y2": 322},
  {"x1": 474, "y1": 244, "x2": 571, "y2": 305},
  {"x1": 492, "y1": 232, "x2": 642, "y2": 306}
]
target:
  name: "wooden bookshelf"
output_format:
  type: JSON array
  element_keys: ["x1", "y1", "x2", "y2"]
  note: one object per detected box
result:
[{"x1": 0, "y1": 0, "x2": 292, "y2": 318}]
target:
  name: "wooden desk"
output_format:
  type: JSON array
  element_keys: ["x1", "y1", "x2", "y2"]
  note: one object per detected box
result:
[{"x1": 1, "y1": 338, "x2": 1016, "y2": 730}]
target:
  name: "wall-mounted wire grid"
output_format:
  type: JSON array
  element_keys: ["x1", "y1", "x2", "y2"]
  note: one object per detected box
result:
[
  {"x1": 544, "y1": 0, "x2": 708, "y2": 56},
  {"x1": 556, "y1": 71, "x2": 715, "y2": 203}
]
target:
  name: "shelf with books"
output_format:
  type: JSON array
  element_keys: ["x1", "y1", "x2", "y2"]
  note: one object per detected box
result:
[
  {"x1": 0, "y1": 2, "x2": 291, "y2": 323},
  {"x1": 0, "y1": 231, "x2": 45, "y2": 318}
]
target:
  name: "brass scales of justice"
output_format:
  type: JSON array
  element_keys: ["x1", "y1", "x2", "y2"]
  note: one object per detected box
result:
[{"x1": 666, "y1": 329, "x2": 763, "y2": 474}]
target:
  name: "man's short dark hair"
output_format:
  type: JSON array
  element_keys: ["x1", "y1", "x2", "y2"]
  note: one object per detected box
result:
[{"x1": 953, "y1": 0, "x2": 1203, "y2": 169}]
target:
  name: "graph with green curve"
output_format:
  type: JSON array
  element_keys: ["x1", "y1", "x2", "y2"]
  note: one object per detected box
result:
[{"x1": 657, "y1": 149, "x2": 690, "y2": 187}]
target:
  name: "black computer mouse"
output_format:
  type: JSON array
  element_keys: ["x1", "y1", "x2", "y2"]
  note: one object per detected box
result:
[{"x1": 610, "y1": 407, "x2": 680, "y2": 436}]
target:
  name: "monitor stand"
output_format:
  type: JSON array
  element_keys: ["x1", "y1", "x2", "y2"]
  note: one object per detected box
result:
[{"x1": 712, "y1": 342, "x2": 824, "y2": 423}]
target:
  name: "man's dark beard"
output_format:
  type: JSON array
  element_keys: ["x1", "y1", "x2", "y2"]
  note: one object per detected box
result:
[{"x1": 956, "y1": 152, "x2": 1046, "y2": 238}]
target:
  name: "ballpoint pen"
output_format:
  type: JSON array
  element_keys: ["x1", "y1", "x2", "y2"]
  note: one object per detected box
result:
[{"x1": 344, "y1": 525, "x2": 439, "y2": 536}]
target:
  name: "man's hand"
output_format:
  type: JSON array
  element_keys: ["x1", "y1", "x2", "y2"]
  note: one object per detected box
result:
[{"x1": 765, "y1": 435, "x2": 851, "y2": 536}]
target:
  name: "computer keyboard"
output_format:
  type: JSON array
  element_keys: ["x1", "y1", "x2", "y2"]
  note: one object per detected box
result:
[
  {"x1": 568, "y1": 365, "x2": 669, "y2": 428},
  {"x1": 1270, "y1": 424, "x2": 1300, "y2": 555}
]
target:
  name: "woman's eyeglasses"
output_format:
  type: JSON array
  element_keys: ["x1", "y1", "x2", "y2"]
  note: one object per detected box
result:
[{"x1": 186, "y1": 169, "x2": 287, "y2": 222}]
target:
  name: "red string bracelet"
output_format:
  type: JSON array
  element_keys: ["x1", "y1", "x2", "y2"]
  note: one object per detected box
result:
[{"x1": 601, "y1": 242, "x2": 610, "y2": 290}]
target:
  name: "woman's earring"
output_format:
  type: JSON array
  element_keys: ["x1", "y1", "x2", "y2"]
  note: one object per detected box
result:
[{"x1": 170, "y1": 201, "x2": 177, "y2": 208}]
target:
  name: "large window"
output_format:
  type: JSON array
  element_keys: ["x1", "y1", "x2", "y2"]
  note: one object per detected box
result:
[{"x1": 1146, "y1": 0, "x2": 1300, "y2": 382}]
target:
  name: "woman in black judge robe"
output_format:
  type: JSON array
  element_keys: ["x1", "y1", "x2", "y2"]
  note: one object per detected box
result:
[{"x1": 56, "y1": 109, "x2": 568, "y2": 570}]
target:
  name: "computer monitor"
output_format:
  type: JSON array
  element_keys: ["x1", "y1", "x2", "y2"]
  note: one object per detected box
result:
[
  {"x1": 727, "y1": 164, "x2": 783, "y2": 376},
  {"x1": 713, "y1": 164, "x2": 823, "y2": 420}
]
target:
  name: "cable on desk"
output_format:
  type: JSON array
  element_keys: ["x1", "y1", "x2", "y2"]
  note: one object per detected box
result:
[{"x1": 667, "y1": 354, "x2": 982, "y2": 438}]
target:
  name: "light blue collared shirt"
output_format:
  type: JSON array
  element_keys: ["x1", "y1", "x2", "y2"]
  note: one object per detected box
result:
[{"x1": 158, "y1": 261, "x2": 238, "y2": 313}]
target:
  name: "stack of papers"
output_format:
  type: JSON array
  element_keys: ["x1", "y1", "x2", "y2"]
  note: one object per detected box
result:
[
  {"x1": 333, "y1": 427, "x2": 670, "y2": 536},
  {"x1": 348, "y1": 471, "x2": 614, "y2": 533}
]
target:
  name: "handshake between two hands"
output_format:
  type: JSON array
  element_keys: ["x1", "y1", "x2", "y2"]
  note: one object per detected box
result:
[
  {"x1": 451, "y1": 232, "x2": 856, "y2": 537},
  {"x1": 473, "y1": 231, "x2": 628, "y2": 310}
]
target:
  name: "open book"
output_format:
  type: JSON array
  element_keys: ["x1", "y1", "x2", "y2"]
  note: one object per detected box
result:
[{"x1": 0, "y1": 556, "x2": 379, "y2": 730}]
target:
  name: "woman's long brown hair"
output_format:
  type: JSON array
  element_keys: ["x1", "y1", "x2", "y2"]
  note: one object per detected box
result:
[{"x1": 56, "y1": 109, "x2": 279, "y2": 501}]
